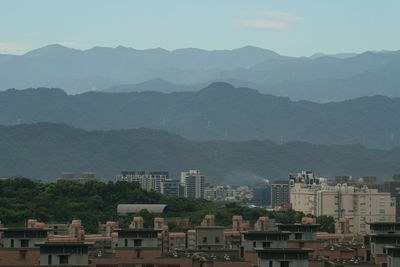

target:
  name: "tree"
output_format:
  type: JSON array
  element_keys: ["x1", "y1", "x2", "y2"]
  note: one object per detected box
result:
[{"x1": 316, "y1": 215, "x2": 335, "y2": 233}]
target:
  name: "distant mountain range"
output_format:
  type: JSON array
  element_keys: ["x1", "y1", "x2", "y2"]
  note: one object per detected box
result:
[
  {"x1": 2, "y1": 82, "x2": 400, "y2": 148},
  {"x1": 1, "y1": 123, "x2": 400, "y2": 183},
  {"x1": 2, "y1": 44, "x2": 400, "y2": 102},
  {"x1": 104, "y1": 78, "x2": 205, "y2": 93}
]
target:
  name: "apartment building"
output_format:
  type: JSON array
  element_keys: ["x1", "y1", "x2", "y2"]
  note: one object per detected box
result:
[
  {"x1": 160, "y1": 179, "x2": 182, "y2": 196},
  {"x1": 291, "y1": 183, "x2": 396, "y2": 233},
  {"x1": 115, "y1": 171, "x2": 168, "y2": 192},
  {"x1": 271, "y1": 184, "x2": 290, "y2": 208},
  {"x1": 181, "y1": 170, "x2": 205, "y2": 198},
  {"x1": 252, "y1": 185, "x2": 271, "y2": 207}
]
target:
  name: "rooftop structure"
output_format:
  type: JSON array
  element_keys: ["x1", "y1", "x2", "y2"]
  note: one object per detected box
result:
[
  {"x1": 36, "y1": 241, "x2": 93, "y2": 266},
  {"x1": 256, "y1": 248, "x2": 314, "y2": 267},
  {"x1": 117, "y1": 204, "x2": 167, "y2": 216}
]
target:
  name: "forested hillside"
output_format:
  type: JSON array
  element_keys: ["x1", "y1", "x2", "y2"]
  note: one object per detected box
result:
[
  {"x1": 0, "y1": 123, "x2": 399, "y2": 182},
  {"x1": 1, "y1": 83, "x2": 400, "y2": 148}
]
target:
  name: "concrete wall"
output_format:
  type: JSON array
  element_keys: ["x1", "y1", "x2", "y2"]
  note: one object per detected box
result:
[
  {"x1": 116, "y1": 237, "x2": 158, "y2": 248},
  {"x1": 39, "y1": 253, "x2": 89, "y2": 265},
  {"x1": 3, "y1": 237, "x2": 46, "y2": 248},
  {"x1": 0, "y1": 249, "x2": 40, "y2": 266},
  {"x1": 243, "y1": 240, "x2": 287, "y2": 251},
  {"x1": 196, "y1": 228, "x2": 225, "y2": 249},
  {"x1": 388, "y1": 256, "x2": 400, "y2": 267}
]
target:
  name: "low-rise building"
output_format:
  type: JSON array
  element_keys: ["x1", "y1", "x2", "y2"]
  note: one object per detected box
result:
[
  {"x1": 256, "y1": 248, "x2": 314, "y2": 267},
  {"x1": 195, "y1": 226, "x2": 225, "y2": 250},
  {"x1": 37, "y1": 242, "x2": 93, "y2": 266}
]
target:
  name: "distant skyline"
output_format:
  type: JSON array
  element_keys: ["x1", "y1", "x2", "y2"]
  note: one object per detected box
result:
[{"x1": 1, "y1": 0, "x2": 399, "y2": 56}]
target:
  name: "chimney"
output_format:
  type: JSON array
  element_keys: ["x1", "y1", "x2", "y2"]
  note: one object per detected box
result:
[
  {"x1": 105, "y1": 221, "x2": 117, "y2": 237},
  {"x1": 129, "y1": 217, "x2": 144, "y2": 229},
  {"x1": 301, "y1": 217, "x2": 316, "y2": 224},
  {"x1": 254, "y1": 217, "x2": 269, "y2": 231},
  {"x1": 232, "y1": 216, "x2": 243, "y2": 231},
  {"x1": 336, "y1": 218, "x2": 350, "y2": 234},
  {"x1": 201, "y1": 215, "x2": 215, "y2": 227},
  {"x1": 69, "y1": 220, "x2": 83, "y2": 240},
  {"x1": 154, "y1": 217, "x2": 166, "y2": 230},
  {"x1": 27, "y1": 219, "x2": 38, "y2": 228}
]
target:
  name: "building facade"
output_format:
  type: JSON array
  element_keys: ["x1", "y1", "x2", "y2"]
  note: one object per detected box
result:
[
  {"x1": 181, "y1": 170, "x2": 205, "y2": 198},
  {"x1": 160, "y1": 179, "x2": 182, "y2": 196},
  {"x1": 115, "y1": 171, "x2": 168, "y2": 192},
  {"x1": 271, "y1": 184, "x2": 290, "y2": 208},
  {"x1": 252, "y1": 185, "x2": 271, "y2": 207},
  {"x1": 291, "y1": 183, "x2": 396, "y2": 233}
]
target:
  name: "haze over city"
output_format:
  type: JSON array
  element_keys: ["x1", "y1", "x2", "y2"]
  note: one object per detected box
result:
[{"x1": 1, "y1": 1, "x2": 400, "y2": 267}]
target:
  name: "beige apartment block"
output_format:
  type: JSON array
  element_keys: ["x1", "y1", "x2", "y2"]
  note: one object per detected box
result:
[{"x1": 290, "y1": 183, "x2": 395, "y2": 233}]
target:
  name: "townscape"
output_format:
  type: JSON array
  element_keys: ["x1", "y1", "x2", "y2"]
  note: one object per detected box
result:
[
  {"x1": 2, "y1": 1, "x2": 400, "y2": 267},
  {"x1": 1, "y1": 170, "x2": 400, "y2": 266}
]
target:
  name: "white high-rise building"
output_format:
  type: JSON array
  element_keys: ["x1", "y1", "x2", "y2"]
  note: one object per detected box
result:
[
  {"x1": 115, "y1": 171, "x2": 168, "y2": 192},
  {"x1": 290, "y1": 183, "x2": 396, "y2": 233},
  {"x1": 181, "y1": 170, "x2": 205, "y2": 198}
]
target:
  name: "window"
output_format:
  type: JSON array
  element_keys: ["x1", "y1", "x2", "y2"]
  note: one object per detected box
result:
[
  {"x1": 48, "y1": 255, "x2": 52, "y2": 265},
  {"x1": 10, "y1": 239, "x2": 14, "y2": 248},
  {"x1": 215, "y1": 237, "x2": 220, "y2": 243},
  {"x1": 253, "y1": 241, "x2": 257, "y2": 248},
  {"x1": 280, "y1": 261, "x2": 290, "y2": 267},
  {"x1": 202, "y1": 237, "x2": 207, "y2": 243},
  {"x1": 262, "y1": 242, "x2": 270, "y2": 248},
  {"x1": 295, "y1": 233, "x2": 303, "y2": 240},
  {"x1": 134, "y1": 239, "x2": 142, "y2": 247},
  {"x1": 269, "y1": 261, "x2": 273, "y2": 267},
  {"x1": 59, "y1": 255, "x2": 69, "y2": 264},
  {"x1": 20, "y1": 239, "x2": 29, "y2": 248},
  {"x1": 125, "y1": 239, "x2": 128, "y2": 247},
  {"x1": 137, "y1": 250, "x2": 141, "y2": 258}
]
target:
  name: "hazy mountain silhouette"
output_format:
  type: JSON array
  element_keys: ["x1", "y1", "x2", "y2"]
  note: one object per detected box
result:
[
  {"x1": 2, "y1": 44, "x2": 400, "y2": 101},
  {"x1": 1, "y1": 123, "x2": 399, "y2": 183},
  {"x1": 1, "y1": 83, "x2": 400, "y2": 148},
  {"x1": 105, "y1": 78, "x2": 205, "y2": 93},
  {"x1": 310, "y1": 52, "x2": 358, "y2": 59}
]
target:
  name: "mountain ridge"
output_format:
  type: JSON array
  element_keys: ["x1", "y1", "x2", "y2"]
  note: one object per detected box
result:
[
  {"x1": 1, "y1": 122, "x2": 400, "y2": 183},
  {"x1": 0, "y1": 83, "x2": 400, "y2": 148},
  {"x1": 2, "y1": 44, "x2": 400, "y2": 101}
]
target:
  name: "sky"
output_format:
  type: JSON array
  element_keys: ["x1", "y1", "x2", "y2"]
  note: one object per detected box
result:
[{"x1": 0, "y1": 0, "x2": 399, "y2": 56}]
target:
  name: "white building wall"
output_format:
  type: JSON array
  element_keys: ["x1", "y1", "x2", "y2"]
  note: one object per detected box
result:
[{"x1": 290, "y1": 183, "x2": 395, "y2": 233}]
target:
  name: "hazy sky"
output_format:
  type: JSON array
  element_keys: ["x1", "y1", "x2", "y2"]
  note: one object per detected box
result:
[{"x1": 1, "y1": 0, "x2": 399, "y2": 56}]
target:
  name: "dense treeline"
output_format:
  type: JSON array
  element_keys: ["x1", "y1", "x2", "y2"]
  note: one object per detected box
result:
[{"x1": 0, "y1": 178, "x2": 334, "y2": 233}]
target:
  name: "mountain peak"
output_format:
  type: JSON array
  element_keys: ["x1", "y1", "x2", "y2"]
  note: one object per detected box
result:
[
  {"x1": 24, "y1": 44, "x2": 80, "y2": 57},
  {"x1": 234, "y1": 46, "x2": 280, "y2": 56},
  {"x1": 201, "y1": 82, "x2": 235, "y2": 92}
]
